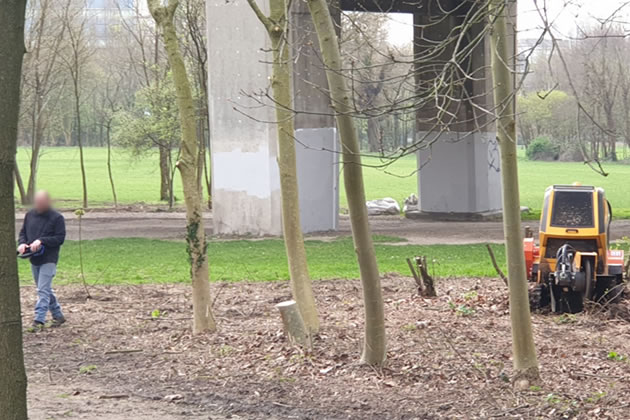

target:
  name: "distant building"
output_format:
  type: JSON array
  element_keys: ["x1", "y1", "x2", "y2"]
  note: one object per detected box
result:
[
  {"x1": 516, "y1": 37, "x2": 553, "y2": 74},
  {"x1": 85, "y1": 0, "x2": 146, "y2": 45}
]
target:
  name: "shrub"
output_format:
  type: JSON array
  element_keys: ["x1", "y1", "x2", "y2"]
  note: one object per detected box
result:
[
  {"x1": 526, "y1": 137, "x2": 559, "y2": 161},
  {"x1": 558, "y1": 146, "x2": 583, "y2": 162}
]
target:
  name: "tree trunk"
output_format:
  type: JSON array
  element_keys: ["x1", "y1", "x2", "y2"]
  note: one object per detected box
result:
[
  {"x1": 623, "y1": 94, "x2": 630, "y2": 147},
  {"x1": 203, "y1": 136, "x2": 212, "y2": 208},
  {"x1": 168, "y1": 150, "x2": 177, "y2": 209},
  {"x1": 606, "y1": 111, "x2": 617, "y2": 161},
  {"x1": 306, "y1": 0, "x2": 386, "y2": 364},
  {"x1": 393, "y1": 114, "x2": 399, "y2": 149},
  {"x1": 159, "y1": 144, "x2": 170, "y2": 201},
  {"x1": 0, "y1": 1, "x2": 29, "y2": 418},
  {"x1": 75, "y1": 88, "x2": 88, "y2": 209},
  {"x1": 196, "y1": 117, "x2": 205, "y2": 195},
  {"x1": 247, "y1": 0, "x2": 321, "y2": 333},
  {"x1": 14, "y1": 164, "x2": 27, "y2": 205},
  {"x1": 26, "y1": 104, "x2": 46, "y2": 204},
  {"x1": 62, "y1": 8, "x2": 89, "y2": 209},
  {"x1": 98, "y1": 121, "x2": 104, "y2": 147},
  {"x1": 276, "y1": 300, "x2": 310, "y2": 347},
  {"x1": 149, "y1": 0, "x2": 216, "y2": 334},
  {"x1": 63, "y1": 115, "x2": 73, "y2": 146},
  {"x1": 489, "y1": 0, "x2": 540, "y2": 387},
  {"x1": 367, "y1": 116, "x2": 380, "y2": 153},
  {"x1": 106, "y1": 123, "x2": 118, "y2": 208}
]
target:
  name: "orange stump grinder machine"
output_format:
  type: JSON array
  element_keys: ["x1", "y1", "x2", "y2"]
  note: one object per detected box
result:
[{"x1": 525, "y1": 184, "x2": 625, "y2": 313}]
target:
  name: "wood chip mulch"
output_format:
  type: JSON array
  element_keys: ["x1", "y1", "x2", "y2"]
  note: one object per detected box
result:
[{"x1": 22, "y1": 276, "x2": 630, "y2": 419}]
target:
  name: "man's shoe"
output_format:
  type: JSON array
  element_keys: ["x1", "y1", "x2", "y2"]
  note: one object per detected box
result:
[
  {"x1": 29, "y1": 321, "x2": 45, "y2": 333},
  {"x1": 50, "y1": 317, "x2": 66, "y2": 328}
]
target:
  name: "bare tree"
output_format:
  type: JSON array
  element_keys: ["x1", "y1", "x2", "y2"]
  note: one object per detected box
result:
[
  {"x1": 581, "y1": 32, "x2": 621, "y2": 161},
  {"x1": 178, "y1": 0, "x2": 212, "y2": 207},
  {"x1": 59, "y1": 0, "x2": 93, "y2": 208},
  {"x1": 0, "y1": 1, "x2": 29, "y2": 418},
  {"x1": 149, "y1": 0, "x2": 216, "y2": 333},
  {"x1": 97, "y1": 73, "x2": 125, "y2": 208},
  {"x1": 528, "y1": 4, "x2": 630, "y2": 171},
  {"x1": 16, "y1": 0, "x2": 67, "y2": 204},
  {"x1": 489, "y1": 0, "x2": 540, "y2": 388},
  {"x1": 341, "y1": 13, "x2": 397, "y2": 152},
  {"x1": 117, "y1": 2, "x2": 176, "y2": 203},
  {"x1": 247, "y1": 0, "x2": 320, "y2": 333},
  {"x1": 307, "y1": 0, "x2": 386, "y2": 364}
]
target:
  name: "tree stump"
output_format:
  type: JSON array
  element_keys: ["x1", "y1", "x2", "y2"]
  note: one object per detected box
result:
[
  {"x1": 416, "y1": 256, "x2": 437, "y2": 297},
  {"x1": 407, "y1": 256, "x2": 437, "y2": 297},
  {"x1": 276, "y1": 300, "x2": 311, "y2": 347}
]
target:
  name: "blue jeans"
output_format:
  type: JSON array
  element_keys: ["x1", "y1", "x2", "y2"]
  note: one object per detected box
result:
[{"x1": 32, "y1": 263, "x2": 64, "y2": 323}]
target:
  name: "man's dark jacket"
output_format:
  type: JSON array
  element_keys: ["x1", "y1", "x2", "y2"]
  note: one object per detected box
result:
[{"x1": 18, "y1": 209, "x2": 66, "y2": 266}]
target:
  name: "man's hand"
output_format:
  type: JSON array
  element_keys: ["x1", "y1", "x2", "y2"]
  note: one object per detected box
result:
[
  {"x1": 30, "y1": 240, "x2": 42, "y2": 252},
  {"x1": 17, "y1": 244, "x2": 28, "y2": 255}
]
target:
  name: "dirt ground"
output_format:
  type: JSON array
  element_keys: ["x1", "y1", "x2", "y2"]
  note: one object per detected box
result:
[
  {"x1": 23, "y1": 276, "x2": 630, "y2": 419},
  {"x1": 15, "y1": 210, "x2": 630, "y2": 244}
]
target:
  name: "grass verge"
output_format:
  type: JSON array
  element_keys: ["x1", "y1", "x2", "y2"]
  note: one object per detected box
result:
[{"x1": 19, "y1": 236, "x2": 508, "y2": 285}]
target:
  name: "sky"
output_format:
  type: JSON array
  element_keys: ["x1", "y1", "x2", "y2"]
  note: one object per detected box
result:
[{"x1": 385, "y1": 0, "x2": 630, "y2": 46}]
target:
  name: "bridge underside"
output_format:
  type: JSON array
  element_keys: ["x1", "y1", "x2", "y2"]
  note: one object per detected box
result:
[{"x1": 207, "y1": 0, "x2": 514, "y2": 235}]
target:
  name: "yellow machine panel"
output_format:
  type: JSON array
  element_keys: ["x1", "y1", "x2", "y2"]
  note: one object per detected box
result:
[{"x1": 526, "y1": 185, "x2": 624, "y2": 313}]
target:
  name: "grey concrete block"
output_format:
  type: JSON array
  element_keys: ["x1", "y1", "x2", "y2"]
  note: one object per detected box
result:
[
  {"x1": 416, "y1": 131, "x2": 502, "y2": 215},
  {"x1": 295, "y1": 128, "x2": 339, "y2": 233}
]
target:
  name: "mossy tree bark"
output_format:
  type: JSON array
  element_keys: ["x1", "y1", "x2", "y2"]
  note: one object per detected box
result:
[
  {"x1": 489, "y1": 0, "x2": 540, "y2": 386},
  {"x1": 247, "y1": 0, "x2": 320, "y2": 333},
  {"x1": 0, "y1": 1, "x2": 29, "y2": 418},
  {"x1": 148, "y1": 0, "x2": 216, "y2": 333},
  {"x1": 159, "y1": 145, "x2": 171, "y2": 202},
  {"x1": 306, "y1": 0, "x2": 386, "y2": 364}
]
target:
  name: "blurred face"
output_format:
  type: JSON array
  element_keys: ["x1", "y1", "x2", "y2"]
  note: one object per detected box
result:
[{"x1": 34, "y1": 191, "x2": 52, "y2": 213}]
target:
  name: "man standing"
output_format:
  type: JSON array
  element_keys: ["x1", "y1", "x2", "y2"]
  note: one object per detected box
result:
[{"x1": 17, "y1": 190, "x2": 66, "y2": 330}]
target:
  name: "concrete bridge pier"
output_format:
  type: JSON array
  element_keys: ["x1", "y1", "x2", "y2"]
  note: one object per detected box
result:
[
  {"x1": 206, "y1": 0, "x2": 339, "y2": 236},
  {"x1": 412, "y1": 5, "x2": 502, "y2": 220},
  {"x1": 207, "y1": 0, "x2": 515, "y2": 234},
  {"x1": 410, "y1": 0, "x2": 514, "y2": 220}
]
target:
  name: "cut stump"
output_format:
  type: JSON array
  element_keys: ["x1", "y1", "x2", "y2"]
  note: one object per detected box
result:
[
  {"x1": 276, "y1": 300, "x2": 311, "y2": 348},
  {"x1": 407, "y1": 256, "x2": 437, "y2": 297}
]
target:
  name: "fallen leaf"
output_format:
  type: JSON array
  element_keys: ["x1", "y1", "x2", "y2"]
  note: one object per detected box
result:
[{"x1": 164, "y1": 394, "x2": 183, "y2": 402}]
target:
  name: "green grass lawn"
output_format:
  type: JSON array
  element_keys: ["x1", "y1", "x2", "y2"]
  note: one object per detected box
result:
[
  {"x1": 16, "y1": 147, "x2": 184, "y2": 207},
  {"x1": 342, "y1": 153, "x2": 630, "y2": 218},
  {"x1": 18, "y1": 236, "x2": 508, "y2": 285},
  {"x1": 16, "y1": 147, "x2": 630, "y2": 217}
]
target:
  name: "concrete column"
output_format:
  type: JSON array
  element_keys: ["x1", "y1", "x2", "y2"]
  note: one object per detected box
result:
[
  {"x1": 411, "y1": 1, "x2": 507, "y2": 219},
  {"x1": 290, "y1": 0, "x2": 340, "y2": 232},
  {"x1": 416, "y1": 131, "x2": 502, "y2": 217},
  {"x1": 207, "y1": 0, "x2": 339, "y2": 235},
  {"x1": 295, "y1": 128, "x2": 339, "y2": 232},
  {"x1": 207, "y1": 0, "x2": 282, "y2": 235}
]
